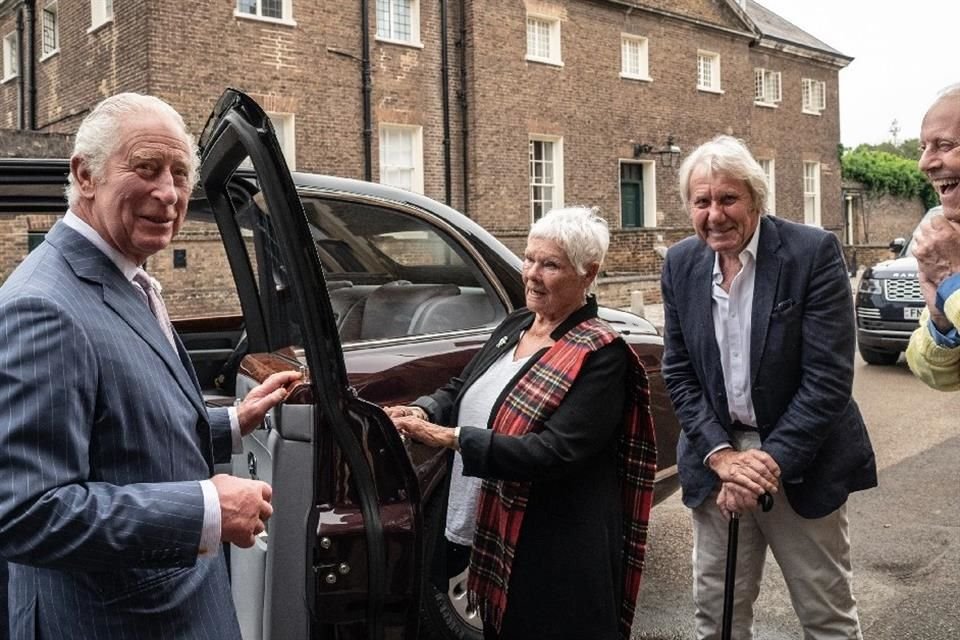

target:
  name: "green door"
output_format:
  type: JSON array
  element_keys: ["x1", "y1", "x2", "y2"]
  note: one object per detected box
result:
[{"x1": 620, "y1": 164, "x2": 644, "y2": 228}]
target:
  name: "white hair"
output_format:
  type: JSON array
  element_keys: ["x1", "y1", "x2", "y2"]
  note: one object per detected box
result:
[
  {"x1": 66, "y1": 93, "x2": 199, "y2": 207},
  {"x1": 935, "y1": 82, "x2": 960, "y2": 100},
  {"x1": 677, "y1": 134, "x2": 768, "y2": 216},
  {"x1": 528, "y1": 206, "x2": 609, "y2": 276}
]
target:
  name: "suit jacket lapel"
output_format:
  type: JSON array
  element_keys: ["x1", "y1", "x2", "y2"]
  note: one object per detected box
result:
[
  {"x1": 48, "y1": 223, "x2": 208, "y2": 418},
  {"x1": 750, "y1": 217, "x2": 783, "y2": 384}
]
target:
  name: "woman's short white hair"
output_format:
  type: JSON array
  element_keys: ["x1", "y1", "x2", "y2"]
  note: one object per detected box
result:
[
  {"x1": 66, "y1": 93, "x2": 199, "y2": 207},
  {"x1": 677, "y1": 135, "x2": 768, "y2": 216},
  {"x1": 528, "y1": 206, "x2": 609, "y2": 276}
]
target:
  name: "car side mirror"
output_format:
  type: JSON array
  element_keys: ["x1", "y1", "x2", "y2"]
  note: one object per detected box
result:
[{"x1": 888, "y1": 237, "x2": 906, "y2": 256}]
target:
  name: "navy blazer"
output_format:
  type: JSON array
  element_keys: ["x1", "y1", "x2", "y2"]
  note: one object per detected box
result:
[
  {"x1": 661, "y1": 216, "x2": 877, "y2": 519},
  {"x1": 0, "y1": 222, "x2": 240, "y2": 639}
]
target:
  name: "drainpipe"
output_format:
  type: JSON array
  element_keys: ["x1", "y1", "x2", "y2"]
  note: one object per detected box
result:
[
  {"x1": 457, "y1": 0, "x2": 469, "y2": 216},
  {"x1": 25, "y1": 0, "x2": 36, "y2": 130},
  {"x1": 15, "y1": 5, "x2": 25, "y2": 129},
  {"x1": 360, "y1": 0, "x2": 373, "y2": 181},
  {"x1": 439, "y1": 0, "x2": 452, "y2": 205}
]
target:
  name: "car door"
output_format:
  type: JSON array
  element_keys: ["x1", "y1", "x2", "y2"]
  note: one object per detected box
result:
[{"x1": 198, "y1": 88, "x2": 422, "y2": 640}]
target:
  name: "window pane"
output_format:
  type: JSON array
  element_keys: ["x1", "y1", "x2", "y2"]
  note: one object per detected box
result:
[
  {"x1": 104, "y1": 0, "x2": 113, "y2": 18},
  {"x1": 238, "y1": 0, "x2": 256, "y2": 15},
  {"x1": 262, "y1": 0, "x2": 282, "y2": 18},
  {"x1": 622, "y1": 39, "x2": 639, "y2": 75},
  {"x1": 393, "y1": 0, "x2": 411, "y2": 41},
  {"x1": 42, "y1": 7, "x2": 57, "y2": 54},
  {"x1": 527, "y1": 18, "x2": 550, "y2": 59}
]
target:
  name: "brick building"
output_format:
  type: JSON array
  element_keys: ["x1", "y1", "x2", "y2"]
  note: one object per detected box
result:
[{"x1": 0, "y1": 0, "x2": 850, "y2": 307}]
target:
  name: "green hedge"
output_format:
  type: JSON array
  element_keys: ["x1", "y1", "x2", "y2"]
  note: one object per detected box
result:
[{"x1": 841, "y1": 148, "x2": 938, "y2": 210}]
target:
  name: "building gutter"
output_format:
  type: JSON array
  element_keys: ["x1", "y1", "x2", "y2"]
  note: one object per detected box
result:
[
  {"x1": 360, "y1": 0, "x2": 373, "y2": 181},
  {"x1": 14, "y1": 3, "x2": 24, "y2": 129},
  {"x1": 754, "y1": 36, "x2": 853, "y2": 69},
  {"x1": 25, "y1": 0, "x2": 34, "y2": 129},
  {"x1": 457, "y1": 0, "x2": 469, "y2": 216},
  {"x1": 439, "y1": 0, "x2": 452, "y2": 205}
]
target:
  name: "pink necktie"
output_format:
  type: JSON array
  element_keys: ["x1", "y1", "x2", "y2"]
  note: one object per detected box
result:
[{"x1": 133, "y1": 270, "x2": 177, "y2": 351}]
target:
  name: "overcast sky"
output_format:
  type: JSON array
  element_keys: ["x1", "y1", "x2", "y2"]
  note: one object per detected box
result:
[{"x1": 754, "y1": 0, "x2": 959, "y2": 147}]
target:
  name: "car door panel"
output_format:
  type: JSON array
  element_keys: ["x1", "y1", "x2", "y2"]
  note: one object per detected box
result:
[{"x1": 199, "y1": 88, "x2": 421, "y2": 640}]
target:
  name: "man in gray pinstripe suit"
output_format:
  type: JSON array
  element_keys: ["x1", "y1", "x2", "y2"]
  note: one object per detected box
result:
[{"x1": 0, "y1": 94, "x2": 299, "y2": 639}]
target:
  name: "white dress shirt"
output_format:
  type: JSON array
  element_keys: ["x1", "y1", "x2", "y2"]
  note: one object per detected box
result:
[
  {"x1": 62, "y1": 211, "x2": 237, "y2": 557},
  {"x1": 705, "y1": 222, "x2": 762, "y2": 462}
]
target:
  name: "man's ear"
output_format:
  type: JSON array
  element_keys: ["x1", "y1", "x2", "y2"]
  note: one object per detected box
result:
[{"x1": 71, "y1": 156, "x2": 97, "y2": 199}]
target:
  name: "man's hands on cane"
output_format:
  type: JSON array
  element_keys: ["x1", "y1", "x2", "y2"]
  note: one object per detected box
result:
[{"x1": 709, "y1": 448, "x2": 780, "y2": 519}]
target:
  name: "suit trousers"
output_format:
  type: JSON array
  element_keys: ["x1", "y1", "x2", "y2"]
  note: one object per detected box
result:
[{"x1": 691, "y1": 432, "x2": 863, "y2": 640}]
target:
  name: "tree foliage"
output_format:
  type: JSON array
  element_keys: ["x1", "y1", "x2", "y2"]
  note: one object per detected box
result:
[{"x1": 841, "y1": 146, "x2": 938, "y2": 209}]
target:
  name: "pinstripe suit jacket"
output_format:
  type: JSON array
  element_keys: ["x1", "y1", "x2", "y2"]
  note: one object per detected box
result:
[{"x1": 0, "y1": 222, "x2": 241, "y2": 639}]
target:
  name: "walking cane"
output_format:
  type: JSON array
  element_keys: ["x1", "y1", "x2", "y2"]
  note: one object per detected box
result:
[{"x1": 720, "y1": 493, "x2": 774, "y2": 640}]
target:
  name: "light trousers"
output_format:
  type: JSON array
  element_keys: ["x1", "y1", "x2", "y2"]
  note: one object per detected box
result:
[{"x1": 691, "y1": 432, "x2": 863, "y2": 640}]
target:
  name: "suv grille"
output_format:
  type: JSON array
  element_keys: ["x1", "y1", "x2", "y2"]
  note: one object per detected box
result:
[{"x1": 884, "y1": 279, "x2": 922, "y2": 302}]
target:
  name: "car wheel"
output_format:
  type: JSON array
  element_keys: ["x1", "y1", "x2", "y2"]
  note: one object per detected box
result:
[
  {"x1": 858, "y1": 345, "x2": 900, "y2": 365},
  {"x1": 419, "y1": 495, "x2": 483, "y2": 640}
]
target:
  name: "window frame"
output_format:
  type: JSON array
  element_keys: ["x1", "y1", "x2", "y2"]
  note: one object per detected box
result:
[
  {"x1": 88, "y1": 0, "x2": 113, "y2": 33},
  {"x1": 41, "y1": 1, "x2": 60, "y2": 60},
  {"x1": 2, "y1": 31, "x2": 17, "y2": 82},
  {"x1": 620, "y1": 33, "x2": 650, "y2": 82},
  {"x1": 758, "y1": 158, "x2": 776, "y2": 215},
  {"x1": 529, "y1": 135, "x2": 564, "y2": 222},
  {"x1": 379, "y1": 124, "x2": 425, "y2": 194},
  {"x1": 753, "y1": 68, "x2": 781, "y2": 107},
  {"x1": 525, "y1": 14, "x2": 563, "y2": 67},
  {"x1": 267, "y1": 112, "x2": 296, "y2": 171},
  {"x1": 234, "y1": 0, "x2": 296, "y2": 26},
  {"x1": 802, "y1": 78, "x2": 827, "y2": 115},
  {"x1": 803, "y1": 161, "x2": 821, "y2": 226},
  {"x1": 696, "y1": 50, "x2": 722, "y2": 93},
  {"x1": 375, "y1": 0, "x2": 422, "y2": 48}
]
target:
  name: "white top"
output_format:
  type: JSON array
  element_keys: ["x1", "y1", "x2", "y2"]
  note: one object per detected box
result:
[{"x1": 445, "y1": 344, "x2": 532, "y2": 546}]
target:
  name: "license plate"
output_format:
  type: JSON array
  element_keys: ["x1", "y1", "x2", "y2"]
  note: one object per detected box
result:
[{"x1": 904, "y1": 307, "x2": 923, "y2": 320}]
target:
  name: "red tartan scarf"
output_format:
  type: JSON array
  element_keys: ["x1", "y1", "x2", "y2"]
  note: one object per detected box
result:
[{"x1": 467, "y1": 318, "x2": 658, "y2": 639}]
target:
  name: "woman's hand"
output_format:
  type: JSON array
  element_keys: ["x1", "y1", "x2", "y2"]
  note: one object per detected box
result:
[
  {"x1": 384, "y1": 405, "x2": 427, "y2": 421},
  {"x1": 393, "y1": 416, "x2": 458, "y2": 450}
]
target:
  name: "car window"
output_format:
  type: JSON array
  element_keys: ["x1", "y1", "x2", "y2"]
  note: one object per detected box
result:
[{"x1": 300, "y1": 195, "x2": 506, "y2": 342}]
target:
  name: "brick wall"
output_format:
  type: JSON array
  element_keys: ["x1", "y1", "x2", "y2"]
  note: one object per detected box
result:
[
  {"x1": 0, "y1": 129, "x2": 73, "y2": 157},
  {"x1": 0, "y1": 0, "x2": 850, "y2": 295}
]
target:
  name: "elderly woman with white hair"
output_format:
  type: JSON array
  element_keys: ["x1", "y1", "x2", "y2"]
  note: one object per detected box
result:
[{"x1": 389, "y1": 207, "x2": 657, "y2": 640}]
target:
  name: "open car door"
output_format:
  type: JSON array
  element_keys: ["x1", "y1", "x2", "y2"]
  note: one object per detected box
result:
[{"x1": 197, "y1": 88, "x2": 422, "y2": 640}]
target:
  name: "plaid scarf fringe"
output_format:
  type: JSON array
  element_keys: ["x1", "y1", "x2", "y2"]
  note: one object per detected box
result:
[{"x1": 467, "y1": 319, "x2": 657, "y2": 639}]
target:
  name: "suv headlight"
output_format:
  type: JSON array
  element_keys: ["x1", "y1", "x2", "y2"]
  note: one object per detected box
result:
[{"x1": 858, "y1": 277, "x2": 882, "y2": 295}]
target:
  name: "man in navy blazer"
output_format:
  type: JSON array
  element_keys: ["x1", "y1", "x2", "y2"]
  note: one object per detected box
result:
[
  {"x1": 0, "y1": 94, "x2": 299, "y2": 639},
  {"x1": 661, "y1": 136, "x2": 877, "y2": 639}
]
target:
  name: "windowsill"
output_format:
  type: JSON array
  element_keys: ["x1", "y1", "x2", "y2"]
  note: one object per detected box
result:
[
  {"x1": 802, "y1": 109, "x2": 823, "y2": 116},
  {"x1": 375, "y1": 35, "x2": 424, "y2": 49},
  {"x1": 87, "y1": 18, "x2": 113, "y2": 35},
  {"x1": 1, "y1": 73, "x2": 17, "y2": 85},
  {"x1": 233, "y1": 10, "x2": 297, "y2": 27},
  {"x1": 39, "y1": 49, "x2": 60, "y2": 63},
  {"x1": 620, "y1": 73, "x2": 652, "y2": 82},
  {"x1": 697, "y1": 86, "x2": 723, "y2": 94},
  {"x1": 525, "y1": 55, "x2": 564, "y2": 68},
  {"x1": 618, "y1": 225, "x2": 658, "y2": 231},
  {"x1": 754, "y1": 101, "x2": 778, "y2": 109}
]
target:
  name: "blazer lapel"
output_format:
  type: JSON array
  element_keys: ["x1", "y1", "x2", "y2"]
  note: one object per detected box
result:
[
  {"x1": 750, "y1": 217, "x2": 783, "y2": 384},
  {"x1": 49, "y1": 223, "x2": 208, "y2": 418}
]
